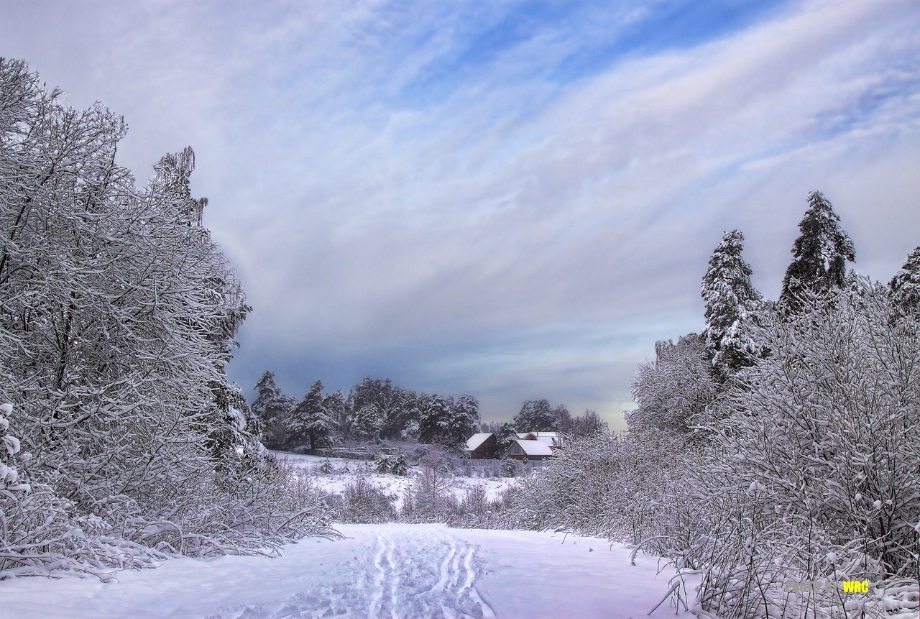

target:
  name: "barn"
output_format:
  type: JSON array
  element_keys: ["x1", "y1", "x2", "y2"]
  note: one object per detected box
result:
[
  {"x1": 516, "y1": 432, "x2": 565, "y2": 449},
  {"x1": 505, "y1": 438, "x2": 554, "y2": 464},
  {"x1": 465, "y1": 433, "x2": 498, "y2": 459}
]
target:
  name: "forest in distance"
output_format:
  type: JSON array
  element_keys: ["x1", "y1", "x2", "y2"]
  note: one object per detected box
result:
[
  {"x1": 249, "y1": 370, "x2": 606, "y2": 454},
  {"x1": 1, "y1": 57, "x2": 919, "y2": 618}
]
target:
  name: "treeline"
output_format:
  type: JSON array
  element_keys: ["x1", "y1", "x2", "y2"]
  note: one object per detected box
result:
[
  {"x1": 515, "y1": 192, "x2": 920, "y2": 618},
  {"x1": 251, "y1": 373, "x2": 609, "y2": 454},
  {"x1": 0, "y1": 59, "x2": 331, "y2": 578},
  {"x1": 250, "y1": 374, "x2": 480, "y2": 450}
]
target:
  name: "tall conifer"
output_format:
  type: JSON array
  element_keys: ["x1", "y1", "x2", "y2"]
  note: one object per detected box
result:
[
  {"x1": 780, "y1": 191, "x2": 855, "y2": 311},
  {"x1": 889, "y1": 246, "x2": 920, "y2": 319},
  {"x1": 701, "y1": 230, "x2": 762, "y2": 374}
]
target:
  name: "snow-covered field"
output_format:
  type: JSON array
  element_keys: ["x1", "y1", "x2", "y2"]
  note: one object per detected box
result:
[
  {"x1": 0, "y1": 452, "x2": 700, "y2": 618},
  {"x1": 275, "y1": 452, "x2": 519, "y2": 510},
  {"x1": 0, "y1": 523, "x2": 696, "y2": 619}
]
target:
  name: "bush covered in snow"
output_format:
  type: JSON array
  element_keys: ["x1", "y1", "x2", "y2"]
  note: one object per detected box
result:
[
  {"x1": 375, "y1": 451, "x2": 409, "y2": 476},
  {"x1": 327, "y1": 477, "x2": 399, "y2": 524},
  {"x1": 683, "y1": 282, "x2": 920, "y2": 619},
  {"x1": 0, "y1": 59, "x2": 333, "y2": 578},
  {"x1": 0, "y1": 403, "x2": 24, "y2": 492},
  {"x1": 508, "y1": 211, "x2": 920, "y2": 618}
]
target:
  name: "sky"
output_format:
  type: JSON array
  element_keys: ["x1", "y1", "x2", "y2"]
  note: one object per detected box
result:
[{"x1": 2, "y1": 0, "x2": 918, "y2": 429}]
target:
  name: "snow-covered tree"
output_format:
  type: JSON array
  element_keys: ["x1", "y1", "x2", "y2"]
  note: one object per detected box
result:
[
  {"x1": 0, "y1": 403, "x2": 25, "y2": 492},
  {"x1": 513, "y1": 399, "x2": 556, "y2": 432},
  {"x1": 251, "y1": 371, "x2": 295, "y2": 449},
  {"x1": 347, "y1": 377, "x2": 418, "y2": 440},
  {"x1": 627, "y1": 334, "x2": 716, "y2": 435},
  {"x1": 569, "y1": 410, "x2": 608, "y2": 438},
  {"x1": 417, "y1": 394, "x2": 480, "y2": 446},
  {"x1": 780, "y1": 191, "x2": 855, "y2": 312},
  {"x1": 889, "y1": 245, "x2": 920, "y2": 319},
  {"x1": 349, "y1": 404, "x2": 383, "y2": 440},
  {"x1": 288, "y1": 380, "x2": 336, "y2": 450},
  {"x1": 403, "y1": 458, "x2": 453, "y2": 521},
  {"x1": 418, "y1": 394, "x2": 454, "y2": 445},
  {"x1": 490, "y1": 422, "x2": 519, "y2": 458},
  {"x1": 688, "y1": 281, "x2": 920, "y2": 617},
  {"x1": 552, "y1": 403, "x2": 572, "y2": 434},
  {"x1": 322, "y1": 389, "x2": 347, "y2": 439},
  {"x1": 700, "y1": 230, "x2": 763, "y2": 376},
  {"x1": 252, "y1": 371, "x2": 285, "y2": 415},
  {"x1": 451, "y1": 395, "x2": 481, "y2": 445},
  {"x1": 0, "y1": 59, "x2": 331, "y2": 576}
]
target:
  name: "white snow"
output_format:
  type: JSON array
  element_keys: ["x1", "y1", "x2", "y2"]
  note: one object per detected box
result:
[
  {"x1": 0, "y1": 523, "x2": 697, "y2": 619},
  {"x1": 466, "y1": 433, "x2": 493, "y2": 451},
  {"x1": 509, "y1": 439, "x2": 553, "y2": 457},
  {"x1": 276, "y1": 452, "x2": 518, "y2": 510}
]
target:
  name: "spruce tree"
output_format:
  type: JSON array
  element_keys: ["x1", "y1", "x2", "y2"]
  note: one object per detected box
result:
[
  {"x1": 513, "y1": 399, "x2": 557, "y2": 432},
  {"x1": 700, "y1": 230, "x2": 762, "y2": 375},
  {"x1": 780, "y1": 191, "x2": 855, "y2": 312},
  {"x1": 889, "y1": 246, "x2": 920, "y2": 319},
  {"x1": 288, "y1": 380, "x2": 335, "y2": 450},
  {"x1": 251, "y1": 371, "x2": 294, "y2": 448}
]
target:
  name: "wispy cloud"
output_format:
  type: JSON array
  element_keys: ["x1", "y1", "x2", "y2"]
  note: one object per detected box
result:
[{"x1": 2, "y1": 0, "x2": 918, "y2": 426}]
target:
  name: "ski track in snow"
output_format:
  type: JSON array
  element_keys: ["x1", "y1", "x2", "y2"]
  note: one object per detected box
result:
[{"x1": 205, "y1": 528, "x2": 495, "y2": 619}]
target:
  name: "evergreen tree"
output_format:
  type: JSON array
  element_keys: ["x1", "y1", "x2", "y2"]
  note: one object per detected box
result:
[
  {"x1": 780, "y1": 191, "x2": 855, "y2": 312},
  {"x1": 417, "y1": 394, "x2": 480, "y2": 446},
  {"x1": 451, "y1": 395, "x2": 481, "y2": 445},
  {"x1": 889, "y1": 245, "x2": 920, "y2": 319},
  {"x1": 491, "y1": 422, "x2": 519, "y2": 458},
  {"x1": 251, "y1": 371, "x2": 284, "y2": 419},
  {"x1": 417, "y1": 394, "x2": 453, "y2": 444},
  {"x1": 251, "y1": 371, "x2": 294, "y2": 449},
  {"x1": 347, "y1": 377, "x2": 417, "y2": 440},
  {"x1": 350, "y1": 404, "x2": 383, "y2": 440},
  {"x1": 513, "y1": 399, "x2": 556, "y2": 432},
  {"x1": 700, "y1": 230, "x2": 763, "y2": 375},
  {"x1": 322, "y1": 389, "x2": 348, "y2": 439},
  {"x1": 288, "y1": 380, "x2": 335, "y2": 450}
]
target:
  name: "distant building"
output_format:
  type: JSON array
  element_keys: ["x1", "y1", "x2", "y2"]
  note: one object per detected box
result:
[
  {"x1": 516, "y1": 432, "x2": 565, "y2": 450},
  {"x1": 465, "y1": 433, "x2": 498, "y2": 459},
  {"x1": 505, "y1": 438, "x2": 553, "y2": 464}
]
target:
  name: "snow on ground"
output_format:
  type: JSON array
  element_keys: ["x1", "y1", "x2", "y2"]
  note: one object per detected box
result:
[
  {"x1": 0, "y1": 524, "x2": 697, "y2": 619},
  {"x1": 275, "y1": 452, "x2": 519, "y2": 510}
]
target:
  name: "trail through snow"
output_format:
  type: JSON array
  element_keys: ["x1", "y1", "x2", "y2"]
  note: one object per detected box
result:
[{"x1": 0, "y1": 524, "x2": 695, "y2": 619}]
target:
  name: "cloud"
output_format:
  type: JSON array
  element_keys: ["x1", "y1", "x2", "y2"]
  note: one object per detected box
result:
[{"x1": 2, "y1": 0, "x2": 919, "y2": 428}]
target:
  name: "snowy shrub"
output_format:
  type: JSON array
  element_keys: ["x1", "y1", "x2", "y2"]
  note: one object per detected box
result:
[
  {"x1": 501, "y1": 458, "x2": 524, "y2": 478},
  {"x1": 502, "y1": 429, "x2": 698, "y2": 550},
  {"x1": 505, "y1": 281, "x2": 918, "y2": 617},
  {"x1": 465, "y1": 458, "x2": 504, "y2": 479},
  {"x1": 605, "y1": 430, "x2": 703, "y2": 555},
  {"x1": 0, "y1": 59, "x2": 333, "y2": 577},
  {"x1": 374, "y1": 452, "x2": 408, "y2": 476},
  {"x1": 628, "y1": 333, "x2": 717, "y2": 435},
  {"x1": 0, "y1": 484, "x2": 169, "y2": 577},
  {"x1": 329, "y1": 477, "x2": 397, "y2": 524},
  {"x1": 445, "y1": 484, "x2": 514, "y2": 529},
  {"x1": 0, "y1": 402, "x2": 25, "y2": 492},
  {"x1": 504, "y1": 433, "x2": 614, "y2": 534},
  {"x1": 401, "y1": 460, "x2": 455, "y2": 522},
  {"x1": 684, "y1": 282, "x2": 920, "y2": 618}
]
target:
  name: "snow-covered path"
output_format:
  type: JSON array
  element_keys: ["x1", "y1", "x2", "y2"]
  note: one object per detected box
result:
[{"x1": 0, "y1": 524, "x2": 696, "y2": 619}]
